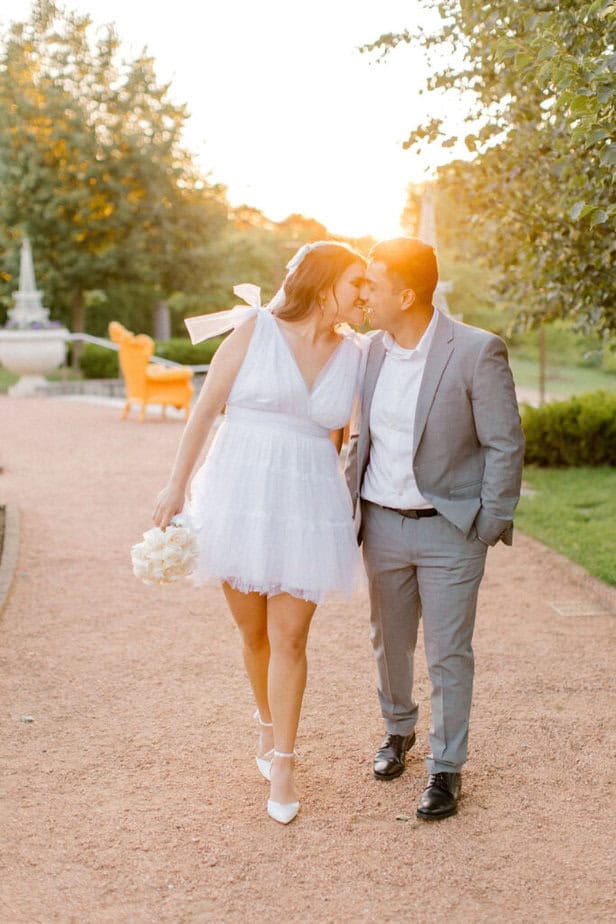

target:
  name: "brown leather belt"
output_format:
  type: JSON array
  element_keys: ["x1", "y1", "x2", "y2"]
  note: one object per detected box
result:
[{"x1": 382, "y1": 506, "x2": 439, "y2": 519}]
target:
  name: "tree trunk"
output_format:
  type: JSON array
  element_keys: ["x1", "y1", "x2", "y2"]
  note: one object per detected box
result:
[
  {"x1": 71, "y1": 290, "x2": 85, "y2": 371},
  {"x1": 538, "y1": 323, "x2": 546, "y2": 407},
  {"x1": 154, "y1": 300, "x2": 171, "y2": 341}
]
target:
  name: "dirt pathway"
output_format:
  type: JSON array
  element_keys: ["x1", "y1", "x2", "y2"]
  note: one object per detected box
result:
[{"x1": 1, "y1": 398, "x2": 614, "y2": 924}]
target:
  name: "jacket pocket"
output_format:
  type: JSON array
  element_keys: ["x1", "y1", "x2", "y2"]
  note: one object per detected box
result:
[{"x1": 450, "y1": 479, "x2": 482, "y2": 497}]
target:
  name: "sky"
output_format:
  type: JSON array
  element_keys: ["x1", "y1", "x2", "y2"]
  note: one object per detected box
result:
[{"x1": 4, "y1": 0, "x2": 471, "y2": 240}]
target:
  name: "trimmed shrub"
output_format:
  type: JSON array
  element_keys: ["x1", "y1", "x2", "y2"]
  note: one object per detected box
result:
[
  {"x1": 602, "y1": 347, "x2": 616, "y2": 375},
  {"x1": 79, "y1": 343, "x2": 119, "y2": 379},
  {"x1": 522, "y1": 390, "x2": 616, "y2": 467},
  {"x1": 154, "y1": 337, "x2": 225, "y2": 366},
  {"x1": 79, "y1": 336, "x2": 225, "y2": 378}
]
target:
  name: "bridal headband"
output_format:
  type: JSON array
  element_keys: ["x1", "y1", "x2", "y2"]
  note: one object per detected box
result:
[{"x1": 184, "y1": 241, "x2": 334, "y2": 344}]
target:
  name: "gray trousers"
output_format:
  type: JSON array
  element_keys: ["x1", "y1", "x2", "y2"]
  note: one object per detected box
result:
[{"x1": 361, "y1": 500, "x2": 487, "y2": 774}]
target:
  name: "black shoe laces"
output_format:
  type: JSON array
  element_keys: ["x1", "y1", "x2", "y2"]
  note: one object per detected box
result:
[
  {"x1": 428, "y1": 772, "x2": 453, "y2": 792},
  {"x1": 382, "y1": 734, "x2": 404, "y2": 748}
]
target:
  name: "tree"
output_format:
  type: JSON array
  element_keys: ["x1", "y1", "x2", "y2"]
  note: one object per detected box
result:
[
  {"x1": 365, "y1": 1, "x2": 616, "y2": 335},
  {"x1": 0, "y1": 0, "x2": 228, "y2": 341}
]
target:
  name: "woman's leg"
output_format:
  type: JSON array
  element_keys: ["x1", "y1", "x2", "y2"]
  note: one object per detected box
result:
[
  {"x1": 267, "y1": 593, "x2": 316, "y2": 804},
  {"x1": 222, "y1": 584, "x2": 272, "y2": 756}
]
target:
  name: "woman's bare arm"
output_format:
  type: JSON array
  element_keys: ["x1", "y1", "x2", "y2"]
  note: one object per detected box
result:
[{"x1": 152, "y1": 318, "x2": 257, "y2": 527}]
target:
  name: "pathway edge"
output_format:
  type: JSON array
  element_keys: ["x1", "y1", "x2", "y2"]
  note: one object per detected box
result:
[
  {"x1": 0, "y1": 505, "x2": 20, "y2": 618},
  {"x1": 518, "y1": 530, "x2": 615, "y2": 614}
]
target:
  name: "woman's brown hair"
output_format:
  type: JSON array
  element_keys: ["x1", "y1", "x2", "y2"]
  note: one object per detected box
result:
[{"x1": 273, "y1": 242, "x2": 365, "y2": 323}]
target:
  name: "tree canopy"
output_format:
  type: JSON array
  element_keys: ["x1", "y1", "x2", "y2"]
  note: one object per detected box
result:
[
  {"x1": 0, "y1": 2, "x2": 375, "y2": 344},
  {"x1": 367, "y1": 0, "x2": 616, "y2": 335},
  {"x1": 0, "y1": 0, "x2": 233, "y2": 335}
]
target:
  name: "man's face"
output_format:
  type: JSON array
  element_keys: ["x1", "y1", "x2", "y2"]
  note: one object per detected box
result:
[{"x1": 360, "y1": 260, "x2": 405, "y2": 331}]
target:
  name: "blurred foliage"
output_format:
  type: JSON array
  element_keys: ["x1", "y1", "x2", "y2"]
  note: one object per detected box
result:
[
  {"x1": 0, "y1": 2, "x2": 367, "y2": 343},
  {"x1": 154, "y1": 337, "x2": 223, "y2": 366},
  {"x1": 78, "y1": 341, "x2": 119, "y2": 378},
  {"x1": 522, "y1": 390, "x2": 616, "y2": 466},
  {"x1": 367, "y1": 0, "x2": 616, "y2": 335},
  {"x1": 0, "y1": 0, "x2": 229, "y2": 337},
  {"x1": 78, "y1": 336, "x2": 224, "y2": 378},
  {"x1": 405, "y1": 187, "x2": 615, "y2": 390}
]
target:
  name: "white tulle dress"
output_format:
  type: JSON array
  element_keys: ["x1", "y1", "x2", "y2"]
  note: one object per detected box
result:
[{"x1": 188, "y1": 308, "x2": 365, "y2": 604}]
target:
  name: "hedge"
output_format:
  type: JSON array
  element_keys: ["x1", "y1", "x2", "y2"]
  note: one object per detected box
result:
[
  {"x1": 79, "y1": 343, "x2": 119, "y2": 379},
  {"x1": 154, "y1": 337, "x2": 224, "y2": 366},
  {"x1": 79, "y1": 336, "x2": 225, "y2": 379},
  {"x1": 522, "y1": 390, "x2": 616, "y2": 467}
]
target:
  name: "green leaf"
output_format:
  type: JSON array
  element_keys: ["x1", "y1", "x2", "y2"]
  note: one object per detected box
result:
[
  {"x1": 570, "y1": 201, "x2": 591, "y2": 220},
  {"x1": 589, "y1": 209, "x2": 609, "y2": 227},
  {"x1": 587, "y1": 128, "x2": 610, "y2": 144},
  {"x1": 600, "y1": 145, "x2": 616, "y2": 166},
  {"x1": 516, "y1": 53, "x2": 535, "y2": 69},
  {"x1": 598, "y1": 3, "x2": 615, "y2": 20},
  {"x1": 597, "y1": 85, "x2": 615, "y2": 104},
  {"x1": 569, "y1": 95, "x2": 595, "y2": 114}
]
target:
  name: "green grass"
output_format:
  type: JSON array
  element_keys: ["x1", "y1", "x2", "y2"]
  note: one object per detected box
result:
[
  {"x1": 0, "y1": 366, "x2": 82, "y2": 393},
  {"x1": 507, "y1": 322, "x2": 616, "y2": 398},
  {"x1": 0, "y1": 368, "x2": 17, "y2": 392},
  {"x1": 510, "y1": 355, "x2": 615, "y2": 398},
  {"x1": 516, "y1": 467, "x2": 616, "y2": 585},
  {"x1": 46, "y1": 367, "x2": 82, "y2": 382}
]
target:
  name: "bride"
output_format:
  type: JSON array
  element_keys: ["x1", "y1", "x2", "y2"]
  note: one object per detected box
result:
[{"x1": 153, "y1": 242, "x2": 367, "y2": 824}]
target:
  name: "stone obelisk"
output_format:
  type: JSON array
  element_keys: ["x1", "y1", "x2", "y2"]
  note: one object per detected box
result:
[{"x1": 418, "y1": 188, "x2": 453, "y2": 316}]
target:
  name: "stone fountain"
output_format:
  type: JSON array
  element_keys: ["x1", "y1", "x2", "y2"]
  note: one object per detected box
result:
[{"x1": 0, "y1": 238, "x2": 69, "y2": 396}]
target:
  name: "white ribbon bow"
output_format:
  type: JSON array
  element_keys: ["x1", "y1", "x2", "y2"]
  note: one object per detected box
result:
[
  {"x1": 184, "y1": 283, "x2": 264, "y2": 344},
  {"x1": 184, "y1": 241, "x2": 333, "y2": 345}
]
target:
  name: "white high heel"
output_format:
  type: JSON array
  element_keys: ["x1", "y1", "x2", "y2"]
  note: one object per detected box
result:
[
  {"x1": 254, "y1": 710, "x2": 274, "y2": 782},
  {"x1": 267, "y1": 751, "x2": 300, "y2": 825}
]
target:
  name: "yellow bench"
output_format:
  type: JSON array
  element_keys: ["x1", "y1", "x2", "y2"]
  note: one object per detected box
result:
[{"x1": 109, "y1": 322, "x2": 193, "y2": 421}]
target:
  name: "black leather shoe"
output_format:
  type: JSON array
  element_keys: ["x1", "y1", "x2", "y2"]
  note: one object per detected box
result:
[
  {"x1": 373, "y1": 732, "x2": 416, "y2": 780},
  {"x1": 416, "y1": 772, "x2": 461, "y2": 820}
]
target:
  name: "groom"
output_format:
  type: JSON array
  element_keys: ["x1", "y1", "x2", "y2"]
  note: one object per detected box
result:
[{"x1": 346, "y1": 237, "x2": 524, "y2": 820}]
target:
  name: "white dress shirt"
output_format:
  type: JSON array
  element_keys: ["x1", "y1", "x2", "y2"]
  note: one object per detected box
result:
[{"x1": 361, "y1": 310, "x2": 438, "y2": 509}]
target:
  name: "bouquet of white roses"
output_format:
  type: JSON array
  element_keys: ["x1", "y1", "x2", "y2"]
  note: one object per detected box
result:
[{"x1": 131, "y1": 516, "x2": 198, "y2": 586}]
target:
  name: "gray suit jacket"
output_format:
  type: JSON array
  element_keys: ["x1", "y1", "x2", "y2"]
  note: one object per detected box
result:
[{"x1": 345, "y1": 311, "x2": 525, "y2": 546}]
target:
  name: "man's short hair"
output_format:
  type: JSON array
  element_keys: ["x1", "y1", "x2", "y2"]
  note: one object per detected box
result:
[{"x1": 369, "y1": 237, "x2": 438, "y2": 304}]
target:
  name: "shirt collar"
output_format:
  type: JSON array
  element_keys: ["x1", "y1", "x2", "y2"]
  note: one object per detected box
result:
[{"x1": 382, "y1": 308, "x2": 438, "y2": 360}]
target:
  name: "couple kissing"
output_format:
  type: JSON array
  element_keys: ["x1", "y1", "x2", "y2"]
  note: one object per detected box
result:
[{"x1": 153, "y1": 236, "x2": 525, "y2": 824}]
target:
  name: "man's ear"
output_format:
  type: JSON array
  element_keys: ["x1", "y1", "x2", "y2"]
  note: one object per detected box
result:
[{"x1": 400, "y1": 288, "x2": 416, "y2": 312}]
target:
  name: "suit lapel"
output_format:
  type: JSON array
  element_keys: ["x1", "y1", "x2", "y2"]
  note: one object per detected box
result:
[
  {"x1": 362, "y1": 334, "x2": 386, "y2": 419},
  {"x1": 357, "y1": 334, "x2": 386, "y2": 486},
  {"x1": 413, "y1": 311, "x2": 455, "y2": 458}
]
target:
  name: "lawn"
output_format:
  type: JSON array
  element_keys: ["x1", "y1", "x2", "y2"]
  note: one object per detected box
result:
[
  {"x1": 516, "y1": 467, "x2": 616, "y2": 586},
  {"x1": 509, "y1": 355, "x2": 615, "y2": 398},
  {"x1": 0, "y1": 366, "x2": 83, "y2": 393},
  {"x1": 0, "y1": 368, "x2": 17, "y2": 392}
]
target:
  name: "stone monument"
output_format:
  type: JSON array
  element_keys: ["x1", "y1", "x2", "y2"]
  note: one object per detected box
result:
[
  {"x1": 418, "y1": 188, "x2": 453, "y2": 316},
  {"x1": 0, "y1": 237, "x2": 69, "y2": 396}
]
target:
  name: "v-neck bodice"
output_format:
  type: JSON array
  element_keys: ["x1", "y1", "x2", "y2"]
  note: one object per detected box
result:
[
  {"x1": 188, "y1": 307, "x2": 367, "y2": 604},
  {"x1": 272, "y1": 317, "x2": 346, "y2": 396},
  {"x1": 226, "y1": 309, "x2": 362, "y2": 431}
]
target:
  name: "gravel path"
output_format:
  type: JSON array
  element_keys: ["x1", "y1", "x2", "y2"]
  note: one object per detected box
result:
[{"x1": 1, "y1": 397, "x2": 614, "y2": 924}]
